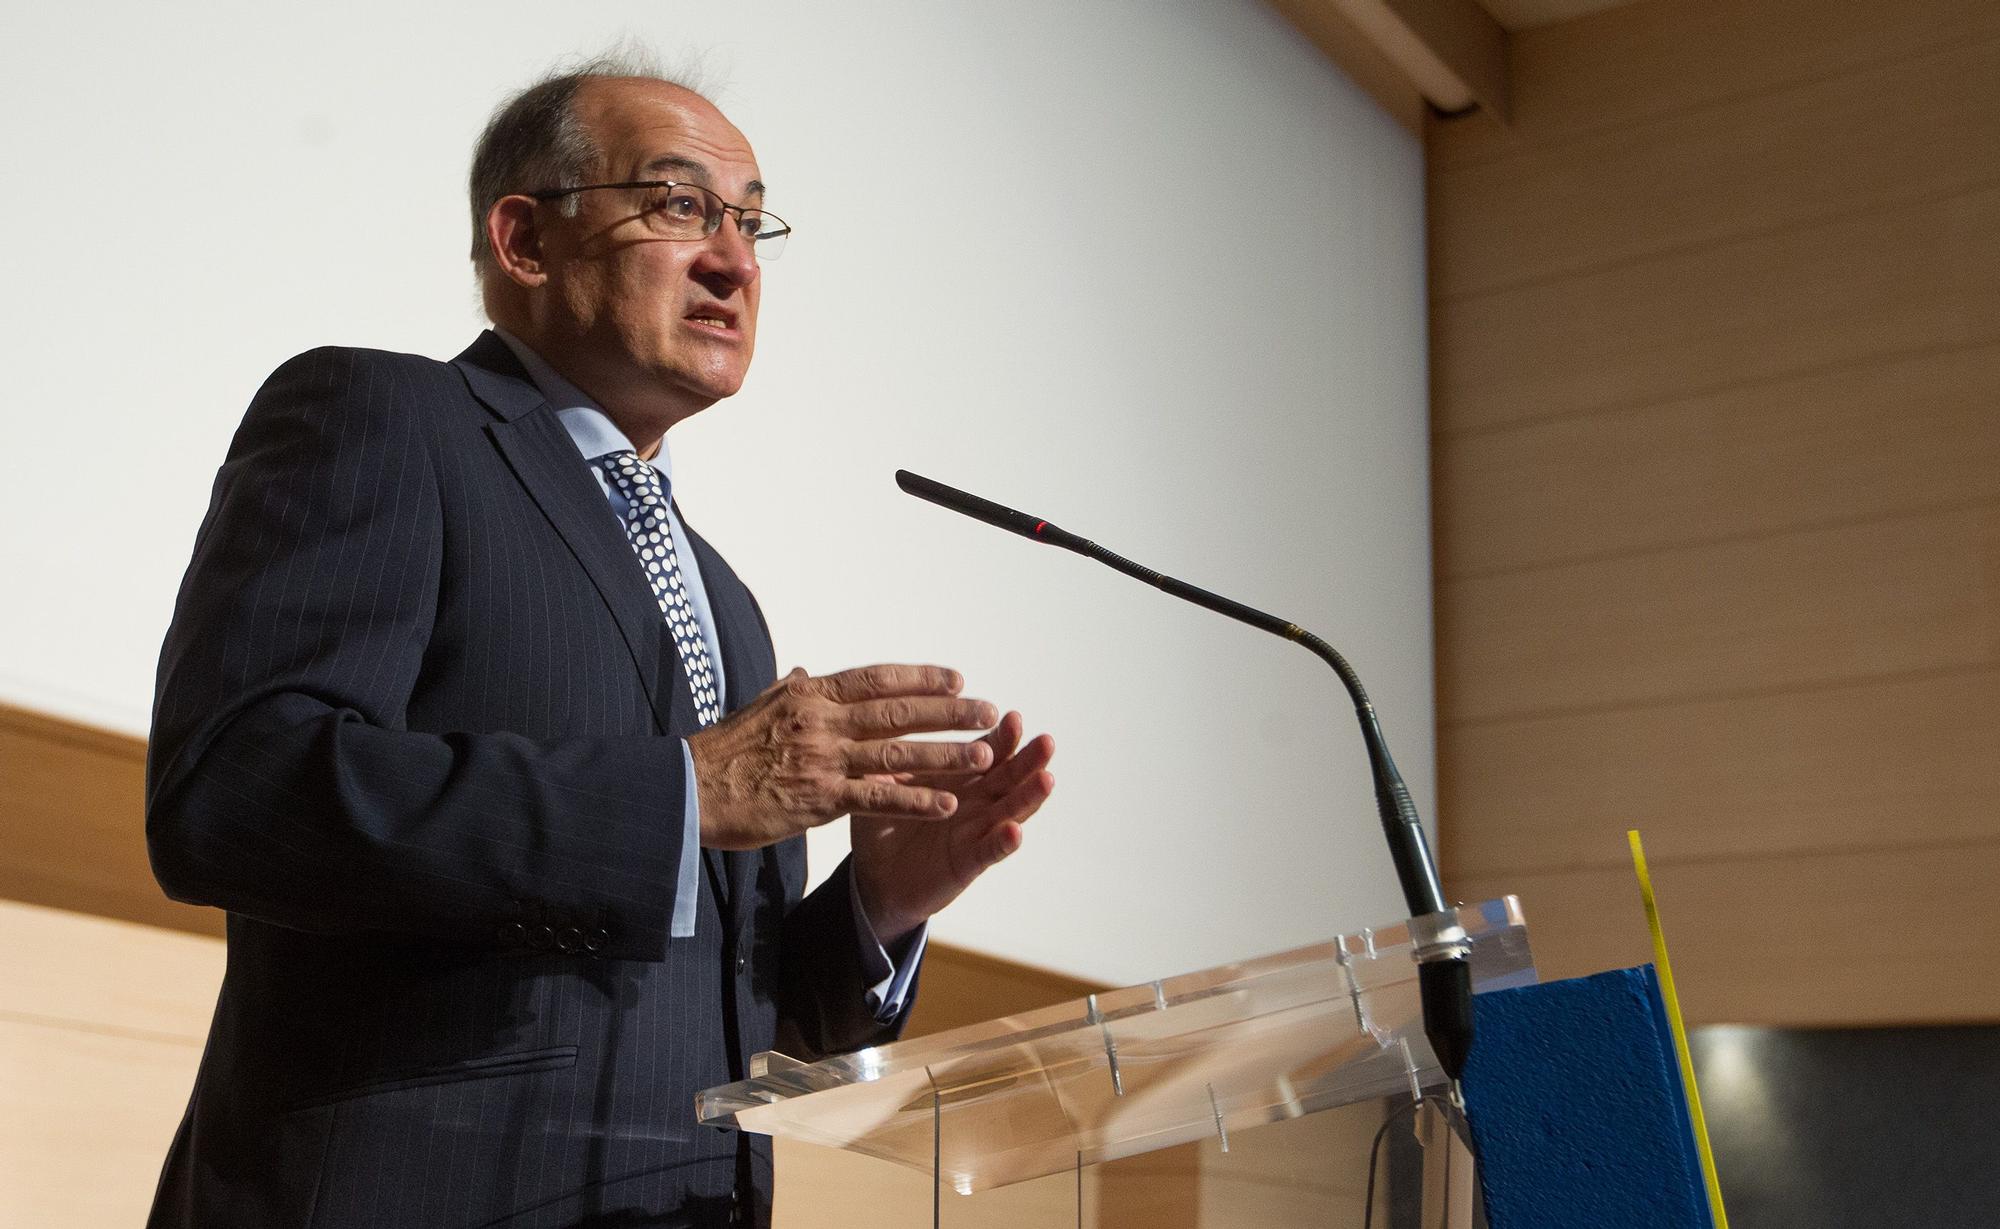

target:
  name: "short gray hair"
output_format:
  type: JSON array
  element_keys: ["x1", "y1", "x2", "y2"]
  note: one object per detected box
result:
[{"x1": 467, "y1": 48, "x2": 706, "y2": 277}]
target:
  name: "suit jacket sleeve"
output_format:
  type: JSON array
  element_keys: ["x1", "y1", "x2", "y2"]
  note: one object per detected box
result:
[
  {"x1": 777, "y1": 855, "x2": 921, "y2": 1059},
  {"x1": 146, "y1": 347, "x2": 687, "y2": 961}
]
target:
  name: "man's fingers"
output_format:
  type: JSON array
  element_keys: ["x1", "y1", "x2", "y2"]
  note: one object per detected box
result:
[
  {"x1": 842, "y1": 695, "x2": 998, "y2": 738},
  {"x1": 813, "y1": 664, "x2": 964, "y2": 705},
  {"x1": 837, "y1": 777, "x2": 959, "y2": 821},
  {"x1": 981, "y1": 712, "x2": 1024, "y2": 762},
  {"x1": 905, "y1": 723, "x2": 1051, "y2": 793},
  {"x1": 977, "y1": 821, "x2": 1024, "y2": 871},
  {"x1": 987, "y1": 768, "x2": 1055, "y2": 828},
  {"x1": 958, "y1": 731, "x2": 1054, "y2": 804},
  {"x1": 846, "y1": 738, "x2": 993, "y2": 776},
  {"x1": 904, "y1": 712, "x2": 1023, "y2": 782}
]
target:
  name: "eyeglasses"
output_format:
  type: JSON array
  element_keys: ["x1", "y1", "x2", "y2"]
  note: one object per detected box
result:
[{"x1": 527, "y1": 180, "x2": 791, "y2": 260}]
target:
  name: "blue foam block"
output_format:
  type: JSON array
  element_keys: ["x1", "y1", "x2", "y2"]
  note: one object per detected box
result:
[{"x1": 1462, "y1": 965, "x2": 1713, "y2": 1229}]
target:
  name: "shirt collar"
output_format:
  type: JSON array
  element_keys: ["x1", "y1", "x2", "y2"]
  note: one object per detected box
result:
[{"x1": 493, "y1": 328, "x2": 673, "y2": 483}]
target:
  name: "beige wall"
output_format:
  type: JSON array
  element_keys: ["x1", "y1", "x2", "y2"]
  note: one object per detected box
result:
[
  {"x1": 0, "y1": 900, "x2": 222, "y2": 1226},
  {"x1": 1429, "y1": 0, "x2": 2000, "y2": 1025}
]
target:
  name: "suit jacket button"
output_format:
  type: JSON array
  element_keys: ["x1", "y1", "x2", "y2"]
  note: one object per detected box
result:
[
  {"x1": 528, "y1": 924, "x2": 556, "y2": 950},
  {"x1": 497, "y1": 922, "x2": 525, "y2": 946},
  {"x1": 735, "y1": 955, "x2": 748, "y2": 974},
  {"x1": 585, "y1": 928, "x2": 608, "y2": 953},
  {"x1": 556, "y1": 927, "x2": 584, "y2": 954}
]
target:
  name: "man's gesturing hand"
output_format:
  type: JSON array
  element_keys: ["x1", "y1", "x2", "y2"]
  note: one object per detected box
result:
[
  {"x1": 687, "y1": 665, "x2": 998, "y2": 851},
  {"x1": 850, "y1": 711, "x2": 1056, "y2": 945}
]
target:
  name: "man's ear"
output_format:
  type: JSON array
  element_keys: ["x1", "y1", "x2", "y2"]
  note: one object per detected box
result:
[{"x1": 487, "y1": 196, "x2": 548, "y2": 287}]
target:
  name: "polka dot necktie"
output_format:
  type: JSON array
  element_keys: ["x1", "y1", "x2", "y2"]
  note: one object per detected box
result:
[{"x1": 597, "y1": 451, "x2": 722, "y2": 727}]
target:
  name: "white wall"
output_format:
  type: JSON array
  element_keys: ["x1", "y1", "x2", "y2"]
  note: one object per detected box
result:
[{"x1": 0, "y1": 0, "x2": 1430, "y2": 985}]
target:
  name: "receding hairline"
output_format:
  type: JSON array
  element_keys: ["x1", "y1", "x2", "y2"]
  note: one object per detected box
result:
[
  {"x1": 467, "y1": 52, "x2": 748, "y2": 283},
  {"x1": 569, "y1": 76, "x2": 766, "y2": 195}
]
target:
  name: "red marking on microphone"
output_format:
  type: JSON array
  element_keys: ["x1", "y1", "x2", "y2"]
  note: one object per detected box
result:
[{"x1": 1034, "y1": 520, "x2": 1047, "y2": 536}]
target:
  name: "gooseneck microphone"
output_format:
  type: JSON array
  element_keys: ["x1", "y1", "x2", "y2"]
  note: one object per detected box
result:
[{"x1": 895, "y1": 468, "x2": 1475, "y2": 1087}]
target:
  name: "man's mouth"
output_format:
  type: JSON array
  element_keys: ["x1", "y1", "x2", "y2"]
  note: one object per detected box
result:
[{"x1": 685, "y1": 307, "x2": 738, "y2": 332}]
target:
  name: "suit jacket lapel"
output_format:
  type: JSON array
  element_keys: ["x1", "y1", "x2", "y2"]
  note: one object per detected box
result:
[
  {"x1": 685, "y1": 520, "x2": 777, "y2": 919},
  {"x1": 453, "y1": 332, "x2": 696, "y2": 741},
  {"x1": 684, "y1": 527, "x2": 774, "y2": 715}
]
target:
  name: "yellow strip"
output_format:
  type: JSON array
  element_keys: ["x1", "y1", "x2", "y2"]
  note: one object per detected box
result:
[{"x1": 1628, "y1": 830, "x2": 1730, "y2": 1229}]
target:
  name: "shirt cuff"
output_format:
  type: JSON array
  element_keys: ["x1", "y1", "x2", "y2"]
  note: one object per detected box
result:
[
  {"x1": 848, "y1": 866, "x2": 927, "y2": 1022},
  {"x1": 671, "y1": 740, "x2": 700, "y2": 939}
]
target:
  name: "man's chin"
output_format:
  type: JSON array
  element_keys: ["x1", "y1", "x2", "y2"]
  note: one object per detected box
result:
[
  {"x1": 658, "y1": 367, "x2": 747, "y2": 412},
  {"x1": 708, "y1": 356, "x2": 756, "y2": 395}
]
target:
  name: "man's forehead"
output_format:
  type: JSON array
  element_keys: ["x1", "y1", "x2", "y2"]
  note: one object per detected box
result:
[{"x1": 579, "y1": 78, "x2": 762, "y2": 189}]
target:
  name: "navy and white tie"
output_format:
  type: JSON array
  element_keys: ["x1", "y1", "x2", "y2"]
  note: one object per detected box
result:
[{"x1": 598, "y1": 451, "x2": 722, "y2": 727}]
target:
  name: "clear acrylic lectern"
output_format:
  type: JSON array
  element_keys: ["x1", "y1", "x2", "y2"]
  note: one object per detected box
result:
[{"x1": 698, "y1": 898, "x2": 1533, "y2": 1212}]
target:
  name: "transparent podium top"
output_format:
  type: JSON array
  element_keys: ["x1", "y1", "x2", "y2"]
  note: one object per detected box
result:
[{"x1": 698, "y1": 898, "x2": 1533, "y2": 1193}]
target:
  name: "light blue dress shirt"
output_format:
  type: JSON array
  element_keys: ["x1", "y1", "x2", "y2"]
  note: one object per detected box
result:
[{"x1": 495, "y1": 331, "x2": 922, "y2": 1018}]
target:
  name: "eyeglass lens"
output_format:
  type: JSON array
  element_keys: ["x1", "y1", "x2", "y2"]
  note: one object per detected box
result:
[{"x1": 636, "y1": 184, "x2": 788, "y2": 259}]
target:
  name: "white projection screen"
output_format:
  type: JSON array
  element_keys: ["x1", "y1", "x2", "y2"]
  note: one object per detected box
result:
[{"x1": 0, "y1": 0, "x2": 1431, "y2": 985}]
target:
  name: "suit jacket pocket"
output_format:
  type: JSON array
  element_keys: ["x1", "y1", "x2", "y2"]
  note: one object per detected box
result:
[{"x1": 285, "y1": 1043, "x2": 579, "y2": 1112}]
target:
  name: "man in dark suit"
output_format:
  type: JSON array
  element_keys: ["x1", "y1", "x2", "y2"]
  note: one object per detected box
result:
[{"x1": 144, "y1": 60, "x2": 1055, "y2": 1228}]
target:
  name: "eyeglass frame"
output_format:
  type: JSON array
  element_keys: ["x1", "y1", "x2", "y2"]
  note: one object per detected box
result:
[{"x1": 523, "y1": 180, "x2": 791, "y2": 252}]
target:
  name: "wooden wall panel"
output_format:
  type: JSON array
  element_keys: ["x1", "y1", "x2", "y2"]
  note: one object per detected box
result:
[
  {"x1": 1435, "y1": 183, "x2": 2000, "y2": 432},
  {"x1": 1430, "y1": 0, "x2": 2000, "y2": 169},
  {"x1": 0, "y1": 898, "x2": 221, "y2": 1041},
  {"x1": 1441, "y1": 668, "x2": 2000, "y2": 877},
  {"x1": 0, "y1": 901, "x2": 223, "y2": 1228},
  {"x1": 1434, "y1": 36, "x2": 2000, "y2": 298},
  {"x1": 1441, "y1": 505, "x2": 2000, "y2": 722},
  {"x1": 1188, "y1": 1100, "x2": 1388, "y2": 1224},
  {"x1": 1448, "y1": 835, "x2": 2000, "y2": 1026},
  {"x1": 1429, "y1": 0, "x2": 2000, "y2": 1027},
  {"x1": 0, "y1": 703, "x2": 219, "y2": 939},
  {"x1": 0, "y1": 1021, "x2": 205, "y2": 1226},
  {"x1": 1435, "y1": 342, "x2": 2000, "y2": 577},
  {"x1": 904, "y1": 943, "x2": 1098, "y2": 1037}
]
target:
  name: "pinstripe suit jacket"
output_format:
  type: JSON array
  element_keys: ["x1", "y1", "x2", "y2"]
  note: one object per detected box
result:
[{"x1": 144, "y1": 331, "x2": 900, "y2": 1228}]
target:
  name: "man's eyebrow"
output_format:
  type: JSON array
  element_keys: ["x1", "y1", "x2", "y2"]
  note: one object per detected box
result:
[
  {"x1": 642, "y1": 155, "x2": 766, "y2": 202},
  {"x1": 643, "y1": 154, "x2": 710, "y2": 182}
]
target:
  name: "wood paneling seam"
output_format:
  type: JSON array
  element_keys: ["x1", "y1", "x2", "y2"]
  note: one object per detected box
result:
[
  {"x1": 0, "y1": 706, "x2": 147, "y2": 760},
  {"x1": 0, "y1": 1007, "x2": 207, "y2": 1048},
  {"x1": 1448, "y1": 829, "x2": 2000, "y2": 881},
  {"x1": 1439, "y1": 663, "x2": 2000, "y2": 731},
  {"x1": 1440, "y1": 493, "x2": 2000, "y2": 584},
  {"x1": 1431, "y1": 332, "x2": 2000, "y2": 440},
  {"x1": 1434, "y1": 171, "x2": 2000, "y2": 306}
]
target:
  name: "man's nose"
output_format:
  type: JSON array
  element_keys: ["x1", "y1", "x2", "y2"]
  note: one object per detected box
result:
[{"x1": 693, "y1": 219, "x2": 759, "y2": 288}]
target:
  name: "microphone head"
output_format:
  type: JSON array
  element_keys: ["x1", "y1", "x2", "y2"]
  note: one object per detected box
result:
[{"x1": 893, "y1": 468, "x2": 1086, "y2": 551}]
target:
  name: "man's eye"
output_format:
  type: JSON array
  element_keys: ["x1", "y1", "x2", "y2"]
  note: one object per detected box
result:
[
  {"x1": 657, "y1": 191, "x2": 706, "y2": 220},
  {"x1": 737, "y1": 214, "x2": 764, "y2": 239}
]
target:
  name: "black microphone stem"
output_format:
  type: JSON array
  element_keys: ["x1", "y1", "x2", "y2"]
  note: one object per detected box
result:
[{"x1": 895, "y1": 469, "x2": 1476, "y2": 1088}]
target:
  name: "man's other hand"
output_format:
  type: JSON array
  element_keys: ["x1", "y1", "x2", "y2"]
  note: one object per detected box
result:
[
  {"x1": 688, "y1": 665, "x2": 997, "y2": 851},
  {"x1": 850, "y1": 711, "x2": 1056, "y2": 945}
]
